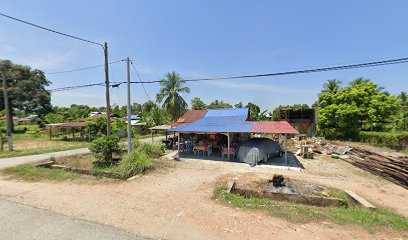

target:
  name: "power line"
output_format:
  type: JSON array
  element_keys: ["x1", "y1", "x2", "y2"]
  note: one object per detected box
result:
[
  {"x1": 130, "y1": 61, "x2": 151, "y2": 101},
  {"x1": 179, "y1": 57, "x2": 408, "y2": 82},
  {"x1": 48, "y1": 83, "x2": 105, "y2": 92},
  {"x1": 45, "y1": 60, "x2": 125, "y2": 74},
  {"x1": 0, "y1": 12, "x2": 103, "y2": 47},
  {"x1": 47, "y1": 56, "x2": 408, "y2": 92}
]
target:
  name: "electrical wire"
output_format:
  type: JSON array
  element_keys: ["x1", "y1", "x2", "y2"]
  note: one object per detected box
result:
[
  {"x1": 130, "y1": 61, "x2": 151, "y2": 101},
  {"x1": 0, "y1": 12, "x2": 103, "y2": 47},
  {"x1": 48, "y1": 82, "x2": 105, "y2": 92},
  {"x1": 45, "y1": 60, "x2": 125, "y2": 74},
  {"x1": 48, "y1": 56, "x2": 408, "y2": 92}
]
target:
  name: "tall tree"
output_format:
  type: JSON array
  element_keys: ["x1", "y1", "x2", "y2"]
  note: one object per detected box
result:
[
  {"x1": 207, "y1": 100, "x2": 232, "y2": 109},
  {"x1": 245, "y1": 102, "x2": 260, "y2": 120},
  {"x1": 318, "y1": 78, "x2": 398, "y2": 139},
  {"x1": 0, "y1": 60, "x2": 51, "y2": 116},
  {"x1": 396, "y1": 91, "x2": 408, "y2": 131},
  {"x1": 156, "y1": 72, "x2": 190, "y2": 120},
  {"x1": 191, "y1": 97, "x2": 207, "y2": 110},
  {"x1": 322, "y1": 79, "x2": 342, "y2": 94},
  {"x1": 234, "y1": 102, "x2": 243, "y2": 108}
]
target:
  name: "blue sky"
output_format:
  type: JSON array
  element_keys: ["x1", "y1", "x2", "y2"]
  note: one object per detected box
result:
[{"x1": 1, "y1": 0, "x2": 407, "y2": 112}]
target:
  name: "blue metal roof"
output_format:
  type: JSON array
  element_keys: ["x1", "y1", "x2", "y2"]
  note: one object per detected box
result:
[{"x1": 168, "y1": 108, "x2": 253, "y2": 133}]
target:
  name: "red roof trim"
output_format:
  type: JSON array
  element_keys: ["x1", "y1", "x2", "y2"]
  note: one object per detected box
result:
[{"x1": 251, "y1": 121, "x2": 299, "y2": 134}]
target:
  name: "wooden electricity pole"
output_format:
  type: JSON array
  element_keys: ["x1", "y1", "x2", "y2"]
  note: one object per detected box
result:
[
  {"x1": 126, "y1": 57, "x2": 132, "y2": 153},
  {"x1": 1, "y1": 72, "x2": 13, "y2": 151},
  {"x1": 104, "y1": 42, "x2": 111, "y2": 136}
]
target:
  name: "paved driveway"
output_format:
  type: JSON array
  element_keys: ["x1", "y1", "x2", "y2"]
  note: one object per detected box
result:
[{"x1": 0, "y1": 199, "x2": 143, "y2": 240}]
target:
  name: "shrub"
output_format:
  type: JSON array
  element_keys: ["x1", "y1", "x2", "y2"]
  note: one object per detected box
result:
[
  {"x1": 89, "y1": 136, "x2": 121, "y2": 167},
  {"x1": 113, "y1": 150, "x2": 153, "y2": 179},
  {"x1": 359, "y1": 131, "x2": 408, "y2": 150},
  {"x1": 140, "y1": 142, "x2": 166, "y2": 158},
  {"x1": 132, "y1": 140, "x2": 166, "y2": 158}
]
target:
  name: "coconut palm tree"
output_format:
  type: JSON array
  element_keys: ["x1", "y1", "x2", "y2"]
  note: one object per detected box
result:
[
  {"x1": 322, "y1": 79, "x2": 342, "y2": 93},
  {"x1": 156, "y1": 72, "x2": 190, "y2": 120}
]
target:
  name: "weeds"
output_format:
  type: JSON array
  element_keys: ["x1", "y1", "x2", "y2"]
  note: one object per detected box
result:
[
  {"x1": 214, "y1": 187, "x2": 408, "y2": 230},
  {"x1": 1, "y1": 164, "x2": 77, "y2": 181}
]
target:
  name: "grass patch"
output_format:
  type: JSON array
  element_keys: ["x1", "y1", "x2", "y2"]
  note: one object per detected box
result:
[
  {"x1": 214, "y1": 187, "x2": 408, "y2": 231},
  {"x1": 1, "y1": 164, "x2": 77, "y2": 181}
]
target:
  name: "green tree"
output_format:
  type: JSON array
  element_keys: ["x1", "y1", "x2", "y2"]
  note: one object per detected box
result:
[
  {"x1": 322, "y1": 79, "x2": 342, "y2": 94},
  {"x1": 207, "y1": 100, "x2": 232, "y2": 109},
  {"x1": 234, "y1": 102, "x2": 244, "y2": 108},
  {"x1": 132, "y1": 103, "x2": 142, "y2": 114},
  {"x1": 142, "y1": 100, "x2": 157, "y2": 114},
  {"x1": 245, "y1": 102, "x2": 260, "y2": 120},
  {"x1": 191, "y1": 97, "x2": 207, "y2": 110},
  {"x1": 0, "y1": 60, "x2": 51, "y2": 116},
  {"x1": 156, "y1": 72, "x2": 190, "y2": 120},
  {"x1": 139, "y1": 106, "x2": 170, "y2": 128},
  {"x1": 395, "y1": 91, "x2": 408, "y2": 131},
  {"x1": 318, "y1": 78, "x2": 398, "y2": 139}
]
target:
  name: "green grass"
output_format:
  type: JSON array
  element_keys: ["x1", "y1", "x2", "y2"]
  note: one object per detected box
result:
[
  {"x1": 214, "y1": 187, "x2": 408, "y2": 231},
  {"x1": 0, "y1": 144, "x2": 88, "y2": 159},
  {"x1": 1, "y1": 164, "x2": 77, "y2": 181}
]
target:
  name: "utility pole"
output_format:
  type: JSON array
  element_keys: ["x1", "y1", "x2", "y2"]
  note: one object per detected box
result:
[
  {"x1": 126, "y1": 57, "x2": 132, "y2": 153},
  {"x1": 104, "y1": 42, "x2": 111, "y2": 136},
  {"x1": 1, "y1": 72, "x2": 13, "y2": 151}
]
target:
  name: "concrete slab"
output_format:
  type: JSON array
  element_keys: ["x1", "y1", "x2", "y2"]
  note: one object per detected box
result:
[{"x1": 345, "y1": 190, "x2": 376, "y2": 209}]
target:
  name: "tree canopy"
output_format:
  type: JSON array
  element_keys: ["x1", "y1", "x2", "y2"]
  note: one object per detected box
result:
[
  {"x1": 156, "y1": 72, "x2": 190, "y2": 120},
  {"x1": 318, "y1": 78, "x2": 399, "y2": 139},
  {"x1": 0, "y1": 60, "x2": 51, "y2": 116},
  {"x1": 191, "y1": 97, "x2": 207, "y2": 110}
]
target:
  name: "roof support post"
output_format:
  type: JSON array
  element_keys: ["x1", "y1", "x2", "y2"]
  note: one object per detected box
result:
[
  {"x1": 227, "y1": 132, "x2": 230, "y2": 160},
  {"x1": 284, "y1": 133, "x2": 288, "y2": 167},
  {"x1": 151, "y1": 131, "x2": 154, "y2": 144},
  {"x1": 178, "y1": 133, "x2": 180, "y2": 153}
]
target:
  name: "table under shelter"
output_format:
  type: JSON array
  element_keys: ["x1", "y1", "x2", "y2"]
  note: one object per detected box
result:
[{"x1": 167, "y1": 108, "x2": 299, "y2": 165}]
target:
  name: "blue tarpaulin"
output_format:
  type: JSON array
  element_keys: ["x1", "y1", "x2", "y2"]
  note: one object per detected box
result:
[{"x1": 168, "y1": 108, "x2": 253, "y2": 133}]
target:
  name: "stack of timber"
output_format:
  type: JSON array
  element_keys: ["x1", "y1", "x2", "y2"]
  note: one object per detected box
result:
[{"x1": 344, "y1": 147, "x2": 408, "y2": 189}]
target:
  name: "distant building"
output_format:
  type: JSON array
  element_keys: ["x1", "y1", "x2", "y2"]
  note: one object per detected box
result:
[{"x1": 274, "y1": 108, "x2": 317, "y2": 137}]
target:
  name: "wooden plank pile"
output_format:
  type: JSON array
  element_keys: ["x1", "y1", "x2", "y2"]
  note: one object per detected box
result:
[{"x1": 345, "y1": 147, "x2": 408, "y2": 189}]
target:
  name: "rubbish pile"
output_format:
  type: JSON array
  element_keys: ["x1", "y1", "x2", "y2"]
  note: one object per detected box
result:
[
  {"x1": 292, "y1": 136, "x2": 408, "y2": 189},
  {"x1": 293, "y1": 136, "x2": 351, "y2": 159}
]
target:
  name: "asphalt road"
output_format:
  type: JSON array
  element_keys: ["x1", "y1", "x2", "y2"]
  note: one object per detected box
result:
[
  {"x1": 0, "y1": 148, "x2": 90, "y2": 170},
  {"x1": 0, "y1": 135, "x2": 168, "y2": 170},
  {"x1": 0, "y1": 199, "x2": 144, "y2": 240}
]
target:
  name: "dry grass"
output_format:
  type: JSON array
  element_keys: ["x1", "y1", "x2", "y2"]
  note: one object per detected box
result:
[{"x1": 0, "y1": 134, "x2": 88, "y2": 158}]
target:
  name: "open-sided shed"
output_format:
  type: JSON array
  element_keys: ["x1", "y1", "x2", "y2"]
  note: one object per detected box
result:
[{"x1": 168, "y1": 108, "x2": 299, "y2": 164}]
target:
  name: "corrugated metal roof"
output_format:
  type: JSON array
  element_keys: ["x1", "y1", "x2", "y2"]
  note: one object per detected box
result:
[
  {"x1": 170, "y1": 110, "x2": 208, "y2": 127},
  {"x1": 169, "y1": 108, "x2": 253, "y2": 133},
  {"x1": 169, "y1": 109, "x2": 299, "y2": 134},
  {"x1": 251, "y1": 121, "x2": 299, "y2": 134}
]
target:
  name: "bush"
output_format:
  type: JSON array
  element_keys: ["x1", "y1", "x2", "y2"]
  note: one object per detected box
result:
[
  {"x1": 89, "y1": 136, "x2": 121, "y2": 167},
  {"x1": 132, "y1": 140, "x2": 166, "y2": 158},
  {"x1": 140, "y1": 143, "x2": 166, "y2": 158},
  {"x1": 113, "y1": 150, "x2": 153, "y2": 179},
  {"x1": 359, "y1": 131, "x2": 408, "y2": 150}
]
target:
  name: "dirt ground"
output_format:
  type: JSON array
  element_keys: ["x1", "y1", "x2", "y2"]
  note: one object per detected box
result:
[{"x1": 0, "y1": 153, "x2": 407, "y2": 240}]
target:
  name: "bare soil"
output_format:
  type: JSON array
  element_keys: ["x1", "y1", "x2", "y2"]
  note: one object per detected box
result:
[{"x1": 0, "y1": 153, "x2": 407, "y2": 240}]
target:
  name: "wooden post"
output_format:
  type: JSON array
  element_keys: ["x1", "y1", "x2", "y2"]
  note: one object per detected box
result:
[
  {"x1": 178, "y1": 133, "x2": 180, "y2": 153},
  {"x1": 49, "y1": 126, "x2": 52, "y2": 140},
  {"x1": 284, "y1": 133, "x2": 288, "y2": 166},
  {"x1": 227, "y1": 132, "x2": 230, "y2": 160}
]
